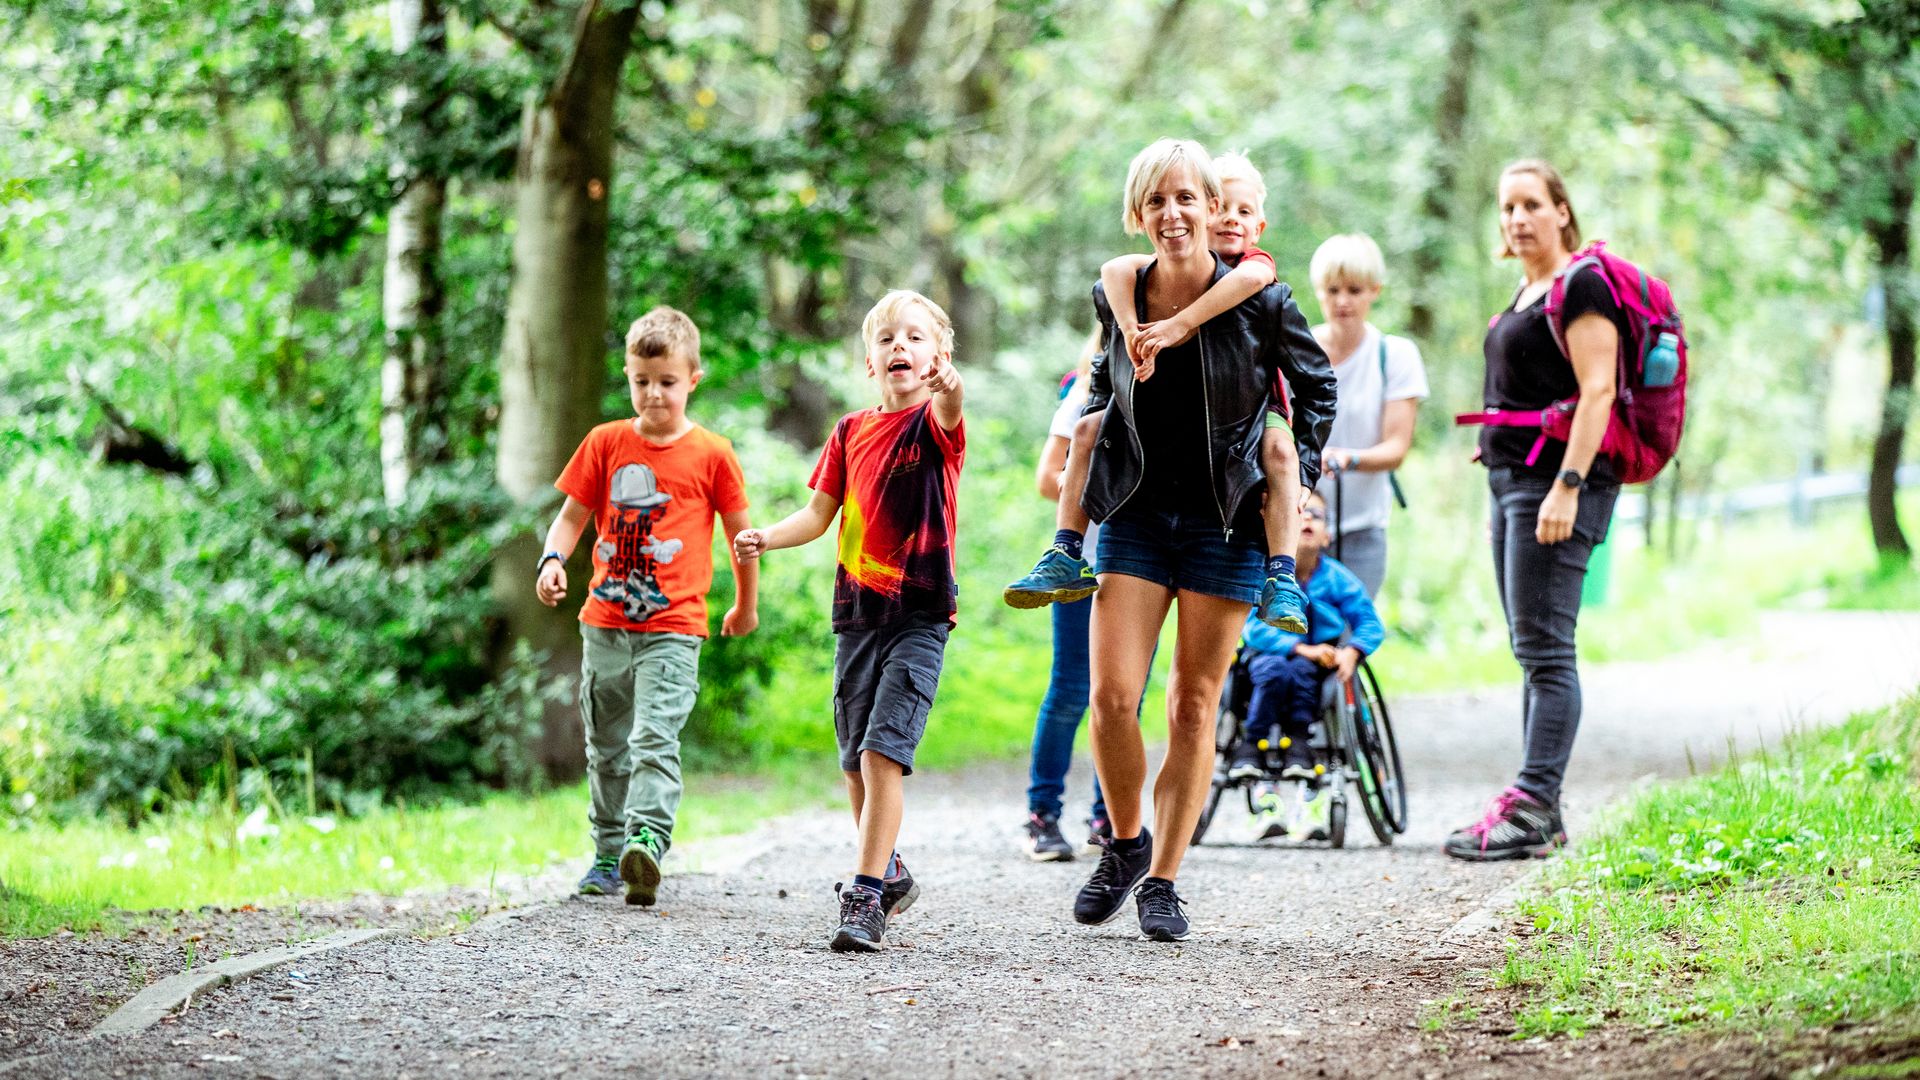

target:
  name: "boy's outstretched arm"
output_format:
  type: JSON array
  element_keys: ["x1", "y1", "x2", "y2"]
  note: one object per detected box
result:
[
  {"x1": 718, "y1": 507, "x2": 759, "y2": 636},
  {"x1": 732, "y1": 490, "x2": 841, "y2": 561},
  {"x1": 1134, "y1": 257, "x2": 1275, "y2": 363},
  {"x1": 1099, "y1": 254, "x2": 1152, "y2": 367},
  {"x1": 922, "y1": 354, "x2": 964, "y2": 431},
  {"x1": 535, "y1": 496, "x2": 593, "y2": 607}
]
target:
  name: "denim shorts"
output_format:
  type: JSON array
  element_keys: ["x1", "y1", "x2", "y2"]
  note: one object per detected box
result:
[{"x1": 1095, "y1": 506, "x2": 1267, "y2": 604}]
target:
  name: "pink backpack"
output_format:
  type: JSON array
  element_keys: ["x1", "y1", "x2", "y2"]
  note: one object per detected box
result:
[{"x1": 1457, "y1": 241, "x2": 1688, "y2": 485}]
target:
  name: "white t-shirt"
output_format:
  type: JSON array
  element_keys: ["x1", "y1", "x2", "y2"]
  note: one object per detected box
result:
[
  {"x1": 1049, "y1": 377, "x2": 1101, "y2": 548},
  {"x1": 1313, "y1": 324, "x2": 1429, "y2": 535}
]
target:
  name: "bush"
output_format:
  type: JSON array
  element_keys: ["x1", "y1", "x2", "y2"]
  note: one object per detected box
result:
[{"x1": 0, "y1": 450, "x2": 548, "y2": 821}]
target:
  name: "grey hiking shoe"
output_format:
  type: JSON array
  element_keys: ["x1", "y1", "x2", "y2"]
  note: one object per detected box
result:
[
  {"x1": 881, "y1": 854, "x2": 920, "y2": 916},
  {"x1": 620, "y1": 827, "x2": 666, "y2": 906},
  {"x1": 831, "y1": 882, "x2": 888, "y2": 952}
]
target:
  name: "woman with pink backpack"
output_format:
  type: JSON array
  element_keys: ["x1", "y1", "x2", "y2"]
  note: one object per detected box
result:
[{"x1": 1445, "y1": 158, "x2": 1682, "y2": 862}]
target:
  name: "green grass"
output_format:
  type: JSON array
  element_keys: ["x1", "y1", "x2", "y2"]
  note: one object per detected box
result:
[
  {"x1": 0, "y1": 764, "x2": 836, "y2": 940},
  {"x1": 1491, "y1": 690, "x2": 1920, "y2": 1039}
]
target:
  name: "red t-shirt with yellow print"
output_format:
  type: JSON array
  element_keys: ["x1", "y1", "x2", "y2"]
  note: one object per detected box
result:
[
  {"x1": 808, "y1": 401, "x2": 965, "y2": 633},
  {"x1": 555, "y1": 421, "x2": 748, "y2": 638}
]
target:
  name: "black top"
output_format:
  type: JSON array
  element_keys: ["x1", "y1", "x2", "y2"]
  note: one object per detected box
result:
[
  {"x1": 1132, "y1": 336, "x2": 1218, "y2": 514},
  {"x1": 1480, "y1": 267, "x2": 1625, "y2": 483}
]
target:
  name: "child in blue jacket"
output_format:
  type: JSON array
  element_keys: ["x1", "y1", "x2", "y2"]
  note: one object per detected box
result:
[{"x1": 1230, "y1": 490, "x2": 1384, "y2": 782}]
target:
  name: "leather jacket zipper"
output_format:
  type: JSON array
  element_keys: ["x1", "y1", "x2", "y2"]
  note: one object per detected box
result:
[{"x1": 1197, "y1": 325, "x2": 1231, "y2": 541}]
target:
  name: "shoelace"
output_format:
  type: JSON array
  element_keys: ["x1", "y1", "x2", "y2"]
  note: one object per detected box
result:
[
  {"x1": 592, "y1": 856, "x2": 618, "y2": 872},
  {"x1": 1466, "y1": 788, "x2": 1527, "y2": 848},
  {"x1": 1135, "y1": 882, "x2": 1186, "y2": 921},
  {"x1": 835, "y1": 882, "x2": 882, "y2": 919},
  {"x1": 1084, "y1": 844, "x2": 1134, "y2": 889}
]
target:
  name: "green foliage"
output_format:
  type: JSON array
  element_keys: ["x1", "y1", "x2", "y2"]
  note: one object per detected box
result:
[
  {"x1": 0, "y1": 450, "x2": 549, "y2": 820},
  {"x1": 1496, "y1": 693, "x2": 1920, "y2": 1037}
]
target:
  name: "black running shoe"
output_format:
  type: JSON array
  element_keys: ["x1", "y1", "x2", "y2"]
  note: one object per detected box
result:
[
  {"x1": 1278, "y1": 741, "x2": 1316, "y2": 782},
  {"x1": 1072, "y1": 828, "x2": 1152, "y2": 925},
  {"x1": 1443, "y1": 787, "x2": 1568, "y2": 862},
  {"x1": 1134, "y1": 876, "x2": 1190, "y2": 942},
  {"x1": 1084, "y1": 813, "x2": 1113, "y2": 853},
  {"x1": 1025, "y1": 812, "x2": 1075, "y2": 862},
  {"x1": 881, "y1": 855, "x2": 920, "y2": 916},
  {"x1": 1227, "y1": 741, "x2": 1265, "y2": 781},
  {"x1": 830, "y1": 883, "x2": 888, "y2": 952}
]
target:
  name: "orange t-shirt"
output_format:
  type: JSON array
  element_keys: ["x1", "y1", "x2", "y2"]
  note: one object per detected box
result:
[{"x1": 555, "y1": 421, "x2": 749, "y2": 637}]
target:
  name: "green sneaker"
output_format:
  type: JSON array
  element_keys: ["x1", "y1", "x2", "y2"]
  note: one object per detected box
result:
[
  {"x1": 620, "y1": 827, "x2": 665, "y2": 907},
  {"x1": 577, "y1": 855, "x2": 621, "y2": 896},
  {"x1": 1003, "y1": 545, "x2": 1098, "y2": 609},
  {"x1": 1256, "y1": 574, "x2": 1309, "y2": 633}
]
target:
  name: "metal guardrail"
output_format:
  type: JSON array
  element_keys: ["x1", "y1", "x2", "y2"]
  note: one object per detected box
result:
[{"x1": 1613, "y1": 463, "x2": 1920, "y2": 526}]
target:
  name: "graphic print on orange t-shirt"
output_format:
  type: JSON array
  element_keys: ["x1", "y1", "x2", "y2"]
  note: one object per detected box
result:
[
  {"x1": 808, "y1": 402, "x2": 964, "y2": 633},
  {"x1": 555, "y1": 422, "x2": 748, "y2": 637}
]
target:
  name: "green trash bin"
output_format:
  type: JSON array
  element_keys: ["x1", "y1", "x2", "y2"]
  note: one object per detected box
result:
[{"x1": 1581, "y1": 535, "x2": 1613, "y2": 607}]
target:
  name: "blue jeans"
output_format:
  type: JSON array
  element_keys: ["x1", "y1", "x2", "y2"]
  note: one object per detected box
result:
[
  {"x1": 1243, "y1": 651, "x2": 1322, "y2": 745},
  {"x1": 1025, "y1": 595, "x2": 1108, "y2": 821}
]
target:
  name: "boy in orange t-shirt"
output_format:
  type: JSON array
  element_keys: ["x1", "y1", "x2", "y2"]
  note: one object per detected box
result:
[{"x1": 535, "y1": 306, "x2": 759, "y2": 907}]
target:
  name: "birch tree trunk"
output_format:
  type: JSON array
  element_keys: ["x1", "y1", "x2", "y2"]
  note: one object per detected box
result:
[
  {"x1": 380, "y1": 0, "x2": 448, "y2": 506},
  {"x1": 492, "y1": 0, "x2": 643, "y2": 776}
]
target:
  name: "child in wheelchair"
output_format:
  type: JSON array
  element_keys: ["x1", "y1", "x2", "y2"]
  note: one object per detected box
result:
[{"x1": 1228, "y1": 490, "x2": 1383, "y2": 835}]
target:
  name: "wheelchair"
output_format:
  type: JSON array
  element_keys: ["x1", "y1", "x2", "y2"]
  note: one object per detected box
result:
[{"x1": 1191, "y1": 648, "x2": 1407, "y2": 847}]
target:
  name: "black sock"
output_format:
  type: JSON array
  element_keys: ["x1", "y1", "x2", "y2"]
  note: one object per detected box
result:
[
  {"x1": 1141, "y1": 875, "x2": 1174, "y2": 889},
  {"x1": 1266, "y1": 554, "x2": 1296, "y2": 580},
  {"x1": 1111, "y1": 831, "x2": 1148, "y2": 854},
  {"x1": 1053, "y1": 529, "x2": 1085, "y2": 560},
  {"x1": 853, "y1": 873, "x2": 884, "y2": 893}
]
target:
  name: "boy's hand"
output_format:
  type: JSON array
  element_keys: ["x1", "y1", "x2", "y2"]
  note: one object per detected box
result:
[
  {"x1": 721, "y1": 605, "x2": 759, "y2": 636},
  {"x1": 535, "y1": 561, "x2": 568, "y2": 607},
  {"x1": 732, "y1": 528, "x2": 767, "y2": 561},
  {"x1": 1295, "y1": 643, "x2": 1338, "y2": 668},
  {"x1": 921, "y1": 355, "x2": 961, "y2": 395},
  {"x1": 1334, "y1": 645, "x2": 1361, "y2": 682},
  {"x1": 1133, "y1": 316, "x2": 1194, "y2": 367}
]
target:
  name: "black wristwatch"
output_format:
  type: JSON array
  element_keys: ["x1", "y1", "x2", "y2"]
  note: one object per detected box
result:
[{"x1": 1557, "y1": 468, "x2": 1584, "y2": 490}]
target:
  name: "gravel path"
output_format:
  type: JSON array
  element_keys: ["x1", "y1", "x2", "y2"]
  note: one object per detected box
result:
[{"x1": 11, "y1": 611, "x2": 1918, "y2": 1079}]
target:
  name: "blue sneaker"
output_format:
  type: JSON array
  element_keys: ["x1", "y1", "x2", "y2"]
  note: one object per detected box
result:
[
  {"x1": 1003, "y1": 545, "x2": 1098, "y2": 609},
  {"x1": 620, "y1": 827, "x2": 666, "y2": 907},
  {"x1": 576, "y1": 856, "x2": 621, "y2": 896},
  {"x1": 1256, "y1": 574, "x2": 1309, "y2": 632}
]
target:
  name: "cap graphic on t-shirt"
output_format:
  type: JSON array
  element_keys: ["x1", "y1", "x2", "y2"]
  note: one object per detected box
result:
[{"x1": 610, "y1": 463, "x2": 674, "y2": 509}]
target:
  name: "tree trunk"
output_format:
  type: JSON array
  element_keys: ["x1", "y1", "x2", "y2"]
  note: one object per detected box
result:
[
  {"x1": 1866, "y1": 138, "x2": 1915, "y2": 563},
  {"x1": 380, "y1": 0, "x2": 449, "y2": 506},
  {"x1": 1407, "y1": 4, "x2": 1478, "y2": 344},
  {"x1": 493, "y1": 0, "x2": 643, "y2": 778}
]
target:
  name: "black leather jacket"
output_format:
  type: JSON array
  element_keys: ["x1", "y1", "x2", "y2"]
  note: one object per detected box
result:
[{"x1": 1082, "y1": 255, "x2": 1337, "y2": 534}]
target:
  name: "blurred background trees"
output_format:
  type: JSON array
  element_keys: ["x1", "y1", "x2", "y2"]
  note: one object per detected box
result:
[{"x1": 3, "y1": 0, "x2": 1913, "y2": 820}]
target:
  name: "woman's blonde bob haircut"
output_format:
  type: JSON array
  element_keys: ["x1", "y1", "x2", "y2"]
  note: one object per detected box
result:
[
  {"x1": 860, "y1": 289, "x2": 956, "y2": 358},
  {"x1": 1496, "y1": 159, "x2": 1582, "y2": 258},
  {"x1": 1122, "y1": 138, "x2": 1221, "y2": 236},
  {"x1": 1309, "y1": 233, "x2": 1387, "y2": 291}
]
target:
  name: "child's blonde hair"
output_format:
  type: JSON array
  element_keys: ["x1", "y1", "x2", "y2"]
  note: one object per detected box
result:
[
  {"x1": 625, "y1": 306, "x2": 702, "y2": 372},
  {"x1": 1309, "y1": 233, "x2": 1387, "y2": 291},
  {"x1": 1213, "y1": 152, "x2": 1267, "y2": 216},
  {"x1": 860, "y1": 289, "x2": 955, "y2": 359},
  {"x1": 1122, "y1": 138, "x2": 1220, "y2": 236}
]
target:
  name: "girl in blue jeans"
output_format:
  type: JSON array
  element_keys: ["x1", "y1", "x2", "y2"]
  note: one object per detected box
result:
[{"x1": 1023, "y1": 341, "x2": 1112, "y2": 860}]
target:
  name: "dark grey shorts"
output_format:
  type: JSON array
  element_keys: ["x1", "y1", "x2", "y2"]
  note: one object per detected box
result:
[{"x1": 832, "y1": 614, "x2": 951, "y2": 775}]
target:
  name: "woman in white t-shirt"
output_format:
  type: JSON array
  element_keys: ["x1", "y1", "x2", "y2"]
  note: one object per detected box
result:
[{"x1": 1306, "y1": 233, "x2": 1429, "y2": 598}]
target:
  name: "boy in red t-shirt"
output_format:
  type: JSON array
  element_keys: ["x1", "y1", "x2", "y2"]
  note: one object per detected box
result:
[
  {"x1": 733, "y1": 289, "x2": 965, "y2": 953},
  {"x1": 1004, "y1": 152, "x2": 1313, "y2": 635},
  {"x1": 535, "y1": 306, "x2": 759, "y2": 907}
]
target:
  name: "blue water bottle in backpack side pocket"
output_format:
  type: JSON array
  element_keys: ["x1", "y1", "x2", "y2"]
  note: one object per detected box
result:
[{"x1": 1643, "y1": 330, "x2": 1679, "y2": 388}]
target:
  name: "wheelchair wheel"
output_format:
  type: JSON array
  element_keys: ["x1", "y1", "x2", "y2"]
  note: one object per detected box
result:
[
  {"x1": 1327, "y1": 792, "x2": 1347, "y2": 848},
  {"x1": 1192, "y1": 777, "x2": 1225, "y2": 846},
  {"x1": 1351, "y1": 660, "x2": 1408, "y2": 839}
]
